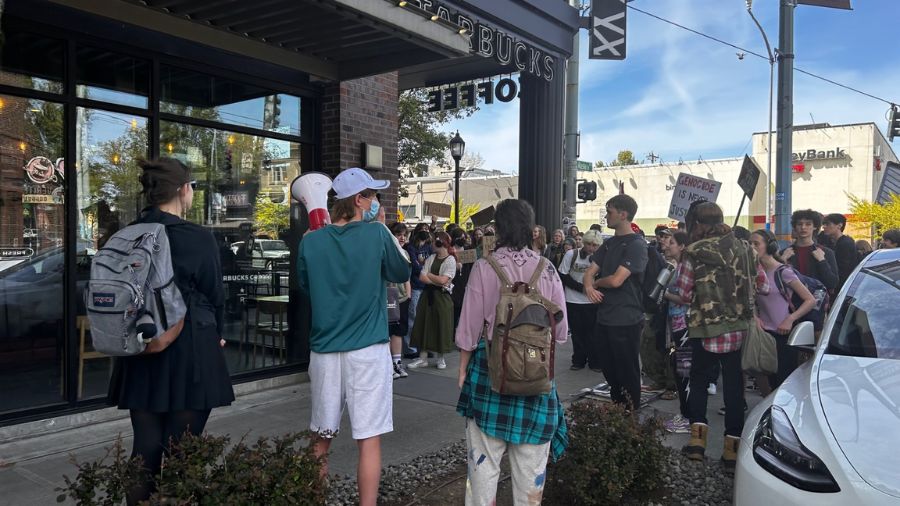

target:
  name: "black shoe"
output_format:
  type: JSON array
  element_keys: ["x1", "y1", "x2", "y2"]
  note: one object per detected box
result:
[
  {"x1": 570, "y1": 364, "x2": 585, "y2": 371},
  {"x1": 402, "y1": 352, "x2": 419, "y2": 359}
]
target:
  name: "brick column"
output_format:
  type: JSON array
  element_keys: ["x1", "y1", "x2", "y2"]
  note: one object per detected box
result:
[{"x1": 320, "y1": 72, "x2": 400, "y2": 220}]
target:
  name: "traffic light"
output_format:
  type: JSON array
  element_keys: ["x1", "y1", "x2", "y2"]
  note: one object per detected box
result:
[
  {"x1": 585, "y1": 181, "x2": 597, "y2": 201},
  {"x1": 576, "y1": 181, "x2": 598, "y2": 203},
  {"x1": 224, "y1": 148, "x2": 232, "y2": 172},
  {"x1": 889, "y1": 106, "x2": 900, "y2": 143}
]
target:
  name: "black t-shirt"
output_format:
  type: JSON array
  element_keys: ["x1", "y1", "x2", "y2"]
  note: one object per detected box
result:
[{"x1": 589, "y1": 234, "x2": 648, "y2": 326}]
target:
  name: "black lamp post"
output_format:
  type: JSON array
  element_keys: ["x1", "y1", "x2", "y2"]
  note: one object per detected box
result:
[{"x1": 449, "y1": 130, "x2": 465, "y2": 224}]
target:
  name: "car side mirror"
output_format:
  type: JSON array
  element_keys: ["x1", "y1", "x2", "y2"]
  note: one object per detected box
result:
[{"x1": 788, "y1": 321, "x2": 816, "y2": 348}]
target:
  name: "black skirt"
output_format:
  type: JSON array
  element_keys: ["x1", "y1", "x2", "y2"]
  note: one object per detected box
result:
[{"x1": 107, "y1": 310, "x2": 235, "y2": 413}]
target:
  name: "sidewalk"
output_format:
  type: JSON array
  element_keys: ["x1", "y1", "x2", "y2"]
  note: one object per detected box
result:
[{"x1": 0, "y1": 339, "x2": 755, "y2": 505}]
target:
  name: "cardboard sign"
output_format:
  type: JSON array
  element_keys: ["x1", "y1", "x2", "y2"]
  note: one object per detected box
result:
[
  {"x1": 482, "y1": 235, "x2": 497, "y2": 253},
  {"x1": 737, "y1": 155, "x2": 761, "y2": 200},
  {"x1": 667, "y1": 172, "x2": 722, "y2": 221},
  {"x1": 457, "y1": 249, "x2": 477, "y2": 264},
  {"x1": 470, "y1": 206, "x2": 495, "y2": 227}
]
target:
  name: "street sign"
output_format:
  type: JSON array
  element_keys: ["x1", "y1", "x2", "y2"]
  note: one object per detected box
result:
[
  {"x1": 577, "y1": 160, "x2": 592, "y2": 172},
  {"x1": 667, "y1": 172, "x2": 722, "y2": 221},
  {"x1": 737, "y1": 155, "x2": 761, "y2": 200},
  {"x1": 589, "y1": 0, "x2": 626, "y2": 60}
]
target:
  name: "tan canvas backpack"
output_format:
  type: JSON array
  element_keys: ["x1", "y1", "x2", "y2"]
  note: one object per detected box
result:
[{"x1": 484, "y1": 255, "x2": 564, "y2": 396}]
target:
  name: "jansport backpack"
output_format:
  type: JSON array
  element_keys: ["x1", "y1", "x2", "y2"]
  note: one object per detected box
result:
[
  {"x1": 774, "y1": 264, "x2": 830, "y2": 331},
  {"x1": 484, "y1": 255, "x2": 563, "y2": 396},
  {"x1": 85, "y1": 223, "x2": 187, "y2": 355}
]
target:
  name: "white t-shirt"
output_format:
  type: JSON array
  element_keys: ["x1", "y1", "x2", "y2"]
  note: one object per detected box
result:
[
  {"x1": 422, "y1": 254, "x2": 457, "y2": 281},
  {"x1": 558, "y1": 249, "x2": 592, "y2": 304}
]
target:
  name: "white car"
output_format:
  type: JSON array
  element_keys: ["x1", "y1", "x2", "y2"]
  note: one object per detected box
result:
[{"x1": 735, "y1": 248, "x2": 900, "y2": 505}]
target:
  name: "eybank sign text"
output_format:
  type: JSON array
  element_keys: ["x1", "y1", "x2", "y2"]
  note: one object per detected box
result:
[{"x1": 791, "y1": 147, "x2": 847, "y2": 162}]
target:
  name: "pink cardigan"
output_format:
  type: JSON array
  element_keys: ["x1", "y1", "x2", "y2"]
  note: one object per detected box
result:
[{"x1": 455, "y1": 247, "x2": 569, "y2": 351}]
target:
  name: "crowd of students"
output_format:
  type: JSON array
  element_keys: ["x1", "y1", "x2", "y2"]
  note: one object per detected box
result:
[{"x1": 113, "y1": 157, "x2": 898, "y2": 505}]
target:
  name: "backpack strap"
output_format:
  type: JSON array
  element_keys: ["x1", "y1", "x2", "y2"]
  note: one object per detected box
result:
[
  {"x1": 773, "y1": 264, "x2": 795, "y2": 309},
  {"x1": 484, "y1": 254, "x2": 513, "y2": 289},
  {"x1": 527, "y1": 257, "x2": 548, "y2": 290},
  {"x1": 569, "y1": 248, "x2": 580, "y2": 272}
]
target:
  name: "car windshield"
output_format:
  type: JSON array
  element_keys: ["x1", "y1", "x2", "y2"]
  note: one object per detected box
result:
[
  {"x1": 827, "y1": 260, "x2": 900, "y2": 360},
  {"x1": 261, "y1": 240, "x2": 288, "y2": 252}
]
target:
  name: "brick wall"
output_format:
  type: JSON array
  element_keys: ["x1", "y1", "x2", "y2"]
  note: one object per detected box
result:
[{"x1": 320, "y1": 72, "x2": 400, "y2": 221}]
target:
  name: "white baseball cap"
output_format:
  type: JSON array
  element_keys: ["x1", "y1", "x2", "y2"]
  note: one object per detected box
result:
[{"x1": 332, "y1": 167, "x2": 390, "y2": 199}]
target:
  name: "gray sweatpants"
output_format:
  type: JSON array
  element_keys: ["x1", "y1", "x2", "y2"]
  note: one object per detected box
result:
[{"x1": 464, "y1": 419, "x2": 551, "y2": 506}]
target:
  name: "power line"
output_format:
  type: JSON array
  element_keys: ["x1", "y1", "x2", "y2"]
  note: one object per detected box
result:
[{"x1": 625, "y1": 4, "x2": 898, "y2": 107}]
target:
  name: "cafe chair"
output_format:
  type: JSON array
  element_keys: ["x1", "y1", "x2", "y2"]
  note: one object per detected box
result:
[
  {"x1": 254, "y1": 299, "x2": 288, "y2": 367},
  {"x1": 77, "y1": 315, "x2": 111, "y2": 398}
]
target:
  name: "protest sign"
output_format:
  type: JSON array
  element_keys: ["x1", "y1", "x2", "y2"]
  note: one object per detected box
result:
[{"x1": 668, "y1": 172, "x2": 722, "y2": 221}]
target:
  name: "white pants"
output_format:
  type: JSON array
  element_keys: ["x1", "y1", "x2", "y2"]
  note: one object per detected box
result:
[
  {"x1": 465, "y1": 419, "x2": 551, "y2": 506},
  {"x1": 308, "y1": 342, "x2": 393, "y2": 440}
]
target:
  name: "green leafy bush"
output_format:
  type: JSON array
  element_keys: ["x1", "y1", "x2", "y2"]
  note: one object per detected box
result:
[
  {"x1": 57, "y1": 432, "x2": 326, "y2": 505},
  {"x1": 546, "y1": 401, "x2": 668, "y2": 505}
]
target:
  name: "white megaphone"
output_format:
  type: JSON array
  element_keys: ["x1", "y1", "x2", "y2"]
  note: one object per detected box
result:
[{"x1": 291, "y1": 172, "x2": 333, "y2": 231}]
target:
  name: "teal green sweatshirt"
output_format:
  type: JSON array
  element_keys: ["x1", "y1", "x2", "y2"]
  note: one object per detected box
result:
[{"x1": 297, "y1": 221, "x2": 411, "y2": 353}]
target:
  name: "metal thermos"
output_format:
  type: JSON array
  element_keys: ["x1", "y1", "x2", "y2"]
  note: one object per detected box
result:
[{"x1": 649, "y1": 263, "x2": 676, "y2": 302}]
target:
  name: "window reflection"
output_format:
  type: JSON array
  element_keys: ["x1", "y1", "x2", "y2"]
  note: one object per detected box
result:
[
  {"x1": 74, "y1": 109, "x2": 148, "y2": 399},
  {"x1": 76, "y1": 47, "x2": 150, "y2": 109},
  {"x1": 160, "y1": 65, "x2": 305, "y2": 137},
  {"x1": 0, "y1": 21, "x2": 64, "y2": 94},
  {"x1": 0, "y1": 96, "x2": 65, "y2": 413},
  {"x1": 160, "y1": 121, "x2": 309, "y2": 372}
]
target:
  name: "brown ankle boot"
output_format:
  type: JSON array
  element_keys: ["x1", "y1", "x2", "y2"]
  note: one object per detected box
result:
[
  {"x1": 682, "y1": 423, "x2": 708, "y2": 461},
  {"x1": 722, "y1": 435, "x2": 740, "y2": 473}
]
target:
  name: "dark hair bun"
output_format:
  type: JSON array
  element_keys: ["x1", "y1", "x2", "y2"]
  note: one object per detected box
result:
[{"x1": 139, "y1": 158, "x2": 191, "y2": 206}]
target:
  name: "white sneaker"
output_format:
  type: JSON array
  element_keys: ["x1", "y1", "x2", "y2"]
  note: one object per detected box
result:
[
  {"x1": 407, "y1": 358, "x2": 429, "y2": 369},
  {"x1": 436, "y1": 357, "x2": 447, "y2": 369},
  {"x1": 707, "y1": 383, "x2": 717, "y2": 395},
  {"x1": 394, "y1": 362, "x2": 408, "y2": 378}
]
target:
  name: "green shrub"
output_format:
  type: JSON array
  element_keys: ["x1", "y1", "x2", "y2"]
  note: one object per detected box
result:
[
  {"x1": 57, "y1": 432, "x2": 326, "y2": 505},
  {"x1": 546, "y1": 401, "x2": 668, "y2": 505}
]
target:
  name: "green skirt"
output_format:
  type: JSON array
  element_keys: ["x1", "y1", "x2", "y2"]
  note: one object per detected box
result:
[{"x1": 410, "y1": 286, "x2": 456, "y2": 354}]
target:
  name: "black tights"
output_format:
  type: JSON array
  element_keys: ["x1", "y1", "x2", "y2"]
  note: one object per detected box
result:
[{"x1": 127, "y1": 409, "x2": 211, "y2": 505}]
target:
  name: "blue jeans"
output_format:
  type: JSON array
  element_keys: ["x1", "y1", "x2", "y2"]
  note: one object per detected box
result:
[{"x1": 405, "y1": 288, "x2": 422, "y2": 354}]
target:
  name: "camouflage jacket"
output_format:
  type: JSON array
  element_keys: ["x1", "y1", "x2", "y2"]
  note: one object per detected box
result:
[{"x1": 685, "y1": 233, "x2": 754, "y2": 339}]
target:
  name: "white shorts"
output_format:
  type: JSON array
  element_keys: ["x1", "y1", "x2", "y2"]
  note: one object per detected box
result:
[{"x1": 308, "y1": 342, "x2": 393, "y2": 440}]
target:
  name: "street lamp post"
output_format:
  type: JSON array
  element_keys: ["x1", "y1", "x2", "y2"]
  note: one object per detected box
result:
[
  {"x1": 449, "y1": 131, "x2": 465, "y2": 224},
  {"x1": 746, "y1": 0, "x2": 775, "y2": 230}
]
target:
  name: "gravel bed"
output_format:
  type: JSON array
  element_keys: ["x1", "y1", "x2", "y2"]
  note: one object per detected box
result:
[
  {"x1": 325, "y1": 441, "x2": 733, "y2": 505},
  {"x1": 326, "y1": 440, "x2": 468, "y2": 506},
  {"x1": 661, "y1": 450, "x2": 734, "y2": 506}
]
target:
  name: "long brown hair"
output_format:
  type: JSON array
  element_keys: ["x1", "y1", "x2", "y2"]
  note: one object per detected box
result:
[
  {"x1": 532, "y1": 225, "x2": 547, "y2": 252},
  {"x1": 686, "y1": 202, "x2": 731, "y2": 243}
]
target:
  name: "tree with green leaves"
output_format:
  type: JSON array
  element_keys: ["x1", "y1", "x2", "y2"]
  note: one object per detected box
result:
[
  {"x1": 850, "y1": 194, "x2": 900, "y2": 238},
  {"x1": 609, "y1": 150, "x2": 638, "y2": 166},
  {"x1": 398, "y1": 89, "x2": 477, "y2": 177},
  {"x1": 253, "y1": 194, "x2": 289, "y2": 239}
]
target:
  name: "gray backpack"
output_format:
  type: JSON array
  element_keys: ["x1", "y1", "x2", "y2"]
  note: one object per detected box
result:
[{"x1": 85, "y1": 223, "x2": 187, "y2": 356}]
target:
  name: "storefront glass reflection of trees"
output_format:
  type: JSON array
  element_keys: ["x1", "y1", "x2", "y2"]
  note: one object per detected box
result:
[
  {"x1": 0, "y1": 95, "x2": 66, "y2": 413},
  {"x1": 160, "y1": 121, "x2": 305, "y2": 374},
  {"x1": 0, "y1": 24, "x2": 314, "y2": 414}
]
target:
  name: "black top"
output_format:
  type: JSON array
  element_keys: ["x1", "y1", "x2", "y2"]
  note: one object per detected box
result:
[
  {"x1": 820, "y1": 234, "x2": 858, "y2": 288},
  {"x1": 785, "y1": 242, "x2": 839, "y2": 291},
  {"x1": 107, "y1": 207, "x2": 234, "y2": 412},
  {"x1": 589, "y1": 234, "x2": 648, "y2": 326}
]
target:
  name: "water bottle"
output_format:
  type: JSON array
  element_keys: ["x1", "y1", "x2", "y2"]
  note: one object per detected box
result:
[{"x1": 649, "y1": 263, "x2": 676, "y2": 302}]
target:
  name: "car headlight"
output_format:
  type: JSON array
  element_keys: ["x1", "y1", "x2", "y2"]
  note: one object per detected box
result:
[{"x1": 752, "y1": 406, "x2": 840, "y2": 493}]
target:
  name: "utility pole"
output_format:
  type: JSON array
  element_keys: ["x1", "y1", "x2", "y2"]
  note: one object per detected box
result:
[
  {"x1": 563, "y1": 0, "x2": 581, "y2": 223},
  {"x1": 774, "y1": 0, "x2": 795, "y2": 242}
]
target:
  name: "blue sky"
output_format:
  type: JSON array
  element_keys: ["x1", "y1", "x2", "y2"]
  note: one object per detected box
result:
[{"x1": 447, "y1": 0, "x2": 900, "y2": 173}]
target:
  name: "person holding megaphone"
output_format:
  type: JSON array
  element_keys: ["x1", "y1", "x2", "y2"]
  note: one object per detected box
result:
[{"x1": 296, "y1": 168, "x2": 411, "y2": 506}]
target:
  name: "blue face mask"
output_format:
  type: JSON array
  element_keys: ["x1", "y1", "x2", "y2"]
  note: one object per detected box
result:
[{"x1": 363, "y1": 198, "x2": 380, "y2": 222}]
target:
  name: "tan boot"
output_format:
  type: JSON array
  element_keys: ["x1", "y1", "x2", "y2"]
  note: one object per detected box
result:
[
  {"x1": 722, "y1": 435, "x2": 740, "y2": 473},
  {"x1": 682, "y1": 423, "x2": 708, "y2": 461}
]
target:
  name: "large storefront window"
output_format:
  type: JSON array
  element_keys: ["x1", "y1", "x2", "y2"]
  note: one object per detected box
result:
[
  {"x1": 0, "y1": 95, "x2": 66, "y2": 413},
  {"x1": 0, "y1": 17, "x2": 317, "y2": 422},
  {"x1": 74, "y1": 109, "x2": 148, "y2": 399},
  {"x1": 160, "y1": 66, "x2": 309, "y2": 137},
  {"x1": 161, "y1": 121, "x2": 309, "y2": 373}
]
